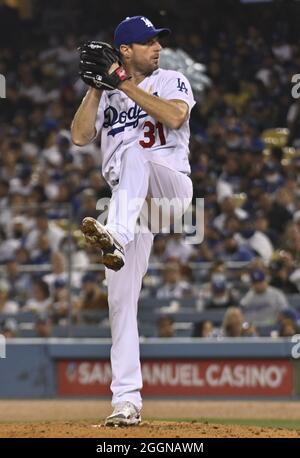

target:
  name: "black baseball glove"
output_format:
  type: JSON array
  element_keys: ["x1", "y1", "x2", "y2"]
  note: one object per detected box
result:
[{"x1": 78, "y1": 41, "x2": 130, "y2": 90}]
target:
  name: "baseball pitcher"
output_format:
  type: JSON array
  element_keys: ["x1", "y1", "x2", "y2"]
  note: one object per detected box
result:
[{"x1": 71, "y1": 15, "x2": 195, "y2": 426}]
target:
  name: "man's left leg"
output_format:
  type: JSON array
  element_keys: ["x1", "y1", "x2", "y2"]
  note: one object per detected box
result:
[{"x1": 105, "y1": 228, "x2": 153, "y2": 425}]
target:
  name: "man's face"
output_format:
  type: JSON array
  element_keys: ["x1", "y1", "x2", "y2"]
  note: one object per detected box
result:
[
  {"x1": 121, "y1": 37, "x2": 162, "y2": 73},
  {"x1": 158, "y1": 318, "x2": 174, "y2": 337},
  {"x1": 37, "y1": 217, "x2": 48, "y2": 231},
  {"x1": 253, "y1": 280, "x2": 267, "y2": 294}
]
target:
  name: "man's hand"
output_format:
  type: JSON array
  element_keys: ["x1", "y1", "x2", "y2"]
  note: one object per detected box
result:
[{"x1": 78, "y1": 41, "x2": 130, "y2": 90}]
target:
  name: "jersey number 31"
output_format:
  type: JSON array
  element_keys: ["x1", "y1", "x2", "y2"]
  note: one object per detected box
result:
[{"x1": 139, "y1": 121, "x2": 166, "y2": 148}]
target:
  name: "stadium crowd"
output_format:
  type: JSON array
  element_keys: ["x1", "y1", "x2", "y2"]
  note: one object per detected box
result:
[{"x1": 1, "y1": 1, "x2": 300, "y2": 338}]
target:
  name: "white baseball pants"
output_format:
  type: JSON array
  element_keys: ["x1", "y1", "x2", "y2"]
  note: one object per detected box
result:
[{"x1": 105, "y1": 147, "x2": 193, "y2": 410}]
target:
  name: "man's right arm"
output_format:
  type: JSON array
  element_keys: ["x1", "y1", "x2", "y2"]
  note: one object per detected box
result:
[{"x1": 71, "y1": 88, "x2": 103, "y2": 146}]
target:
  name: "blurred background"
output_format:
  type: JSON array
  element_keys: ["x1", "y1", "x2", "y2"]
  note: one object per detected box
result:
[{"x1": 1, "y1": 0, "x2": 300, "y2": 343}]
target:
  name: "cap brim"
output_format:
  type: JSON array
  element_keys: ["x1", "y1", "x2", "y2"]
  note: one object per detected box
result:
[
  {"x1": 155, "y1": 28, "x2": 171, "y2": 38},
  {"x1": 134, "y1": 27, "x2": 171, "y2": 44}
]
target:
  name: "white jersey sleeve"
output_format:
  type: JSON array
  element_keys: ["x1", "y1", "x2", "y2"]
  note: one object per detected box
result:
[{"x1": 159, "y1": 70, "x2": 196, "y2": 113}]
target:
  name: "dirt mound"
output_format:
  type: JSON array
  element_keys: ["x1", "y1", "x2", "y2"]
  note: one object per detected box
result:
[
  {"x1": 1, "y1": 420, "x2": 299, "y2": 438},
  {"x1": 0, "y1": 401, "x2": 299, "y2": 438}
]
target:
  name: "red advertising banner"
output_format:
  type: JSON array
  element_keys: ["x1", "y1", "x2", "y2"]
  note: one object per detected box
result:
[{"x1": 58, "y1": 359, "x2": 294, "y2": 397}]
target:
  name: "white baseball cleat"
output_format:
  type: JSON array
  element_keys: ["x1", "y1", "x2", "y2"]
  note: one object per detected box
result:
[
  {"x1": 105, "y1": 401, "x2": 141, "y2": 427},
  {"x1": 81, "y1": 217, "x2": 125, "y2": 271}
]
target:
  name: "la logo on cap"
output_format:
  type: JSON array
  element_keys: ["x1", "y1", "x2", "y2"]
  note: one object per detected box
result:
[{"x1": 141, "y1": 17, "x2": 153, "y2": 28}]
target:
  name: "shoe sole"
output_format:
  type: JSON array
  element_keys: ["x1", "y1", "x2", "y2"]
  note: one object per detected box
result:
[
  {"x1": 81, "y1": 217, "x2": 124, "y2": 271},
  {"x1": 102, "y1": 252, "x2": 124, "y2": 271},
  {"x1": 81, "y1": 217, "x2": 113, "y2": 250},
  {"x1": 105, "y1": 416, "x2": 141, "y2": 427}
]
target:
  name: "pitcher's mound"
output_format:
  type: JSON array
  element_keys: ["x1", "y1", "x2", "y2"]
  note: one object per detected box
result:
[{"x1": 1, "y1": 420, "x2": 299, "y2": 438}]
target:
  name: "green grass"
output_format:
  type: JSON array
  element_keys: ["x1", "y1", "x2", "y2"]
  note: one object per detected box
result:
[
  {"x1": 147, "y1": 417, "x2": 300, "y2": 430},
  {"x1": 205, "y1": 418, "x2": 300, "y2": 430}
]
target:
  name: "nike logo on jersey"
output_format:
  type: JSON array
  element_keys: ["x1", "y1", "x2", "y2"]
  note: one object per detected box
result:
[{"x1": 103, "y1": 92, "x2": 159, "y2": 137}]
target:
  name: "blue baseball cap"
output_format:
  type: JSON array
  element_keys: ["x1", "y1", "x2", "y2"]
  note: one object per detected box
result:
[
  {"x1": 82, "y1": 272, "x2": 97, "y2": 283},
  {"x1": 212, "y1": 279, "x2": 226, "y2": 293},
  {"x1": 250, "y1": 269, "x2": 266, "y2": 283},
  {"x1": 114, "y1": 16, "x2": 171, "y2": 48}
]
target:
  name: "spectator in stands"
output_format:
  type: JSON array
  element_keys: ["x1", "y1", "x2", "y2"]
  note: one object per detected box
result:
[
  {"x1": 0, "y1": 279, "x2": 19, "y2": 314},
  {"x1": 157, "y1": 315, "x2": 175, "y2": 338},
  {"x1": 10, "y1": 164, "x2": 33, "y2": 197},
  {"x1": 164, "y1": 232, "x2": 195, "y2": 263},
  {"x1": 240, "y1": 269, "x2": 289, "y2": 326},
  {"x1": 222, "y1": 307, "x2": 244, "y2": 337},
  {"x1": 205, "y1": 260, "x2": 227, "y2": 281},
  {"x1": 76, "y1": 148, "x2": 98, "y2": 173},
  {"x1": 219, "y1": 234, "x2": 255, "y2": 262},
  {"x1": 4, "y1": 257, "x2": 31, "y2": 307},
  {"x1": 88, "y1": 169, "x2": 111, "y2": 199},
  {"x1": 277, "y1": 308, "x2": 300, "y2": 332},
  {"x1": 216, "y1": 155, "x2": 242, "y2": 200},
  {"x1": 25, "y1": 211, "x2": 65, "y2": 253},
  {"x1": 1, "y1": 318, "x2": 18, "y2": 339},
  {"x1": 148, "y1": 234, "x2": 168, "y2": 264},
  {"x1": 51, "y1": 279, "x2": 70, "y2": 323},
  {"x1": 262, "y1": 162, "x2": 285, "y2": 195},
  {"x1": 192, "y1": 320, "x2": 214, "y2": 337},
  {"x1": 269, "y1": 253, "x2": 299, "y2": 293},
  {"x1": 206, "y1": 277, "x2": 237, "y2": 309},
  {"x1": 43, "y1": 251, "x2": 82, "y2": 290},
  {"x1": 75, "y1": 188, "x2": 99, "y2": 224},
  {"x1": 74, "y1": 272, "x2": 108, "y2": 312},
  {"x1": 59, "y1": 235, "x2": 90, "y2": 271},
  {"x1": 235, "y1": 217, "x2": 274, "y2": 263},
  {"x1": 213, "y1": 196, "x2": 248, "y2": 232},
  {"x1": 0, "y1": 222, "x2": 20, "y2": 263},
  {"x1": 221, "y1": 307, "x2": 257, "y2": 337},
  {"x1": 191, "y1": 241, "x2": 215, "y2": 263},
  {"x1": 191, "y1": 222, "x2": 223, "y2": 262},
  {"x1": 197, "y1": 260, "x2": 236, "y2": 306},
  {"x1": 27, "y1": 185, "x2": 47, "y2": 207},
  {"x1": 223, "y1": 215, "x2": 241, "y2": 239},
  {"x1": 5, "y1": 193, "x2": 28, "y2": 227},
  {"x1": 0, "y1": 179, "x2": 9, "y2": 211},
  {"x1": 7, "y1": 216, "x2": 28, "y2": 252},
  {"x1": 258, "y1": 191, "x2": 292, "y2": 241},
  {"x1": 1, "y1": 144, "x2": 20, "y2": 182},
  {"x1": 24, "y1": 279, "x2": 52, "y2": 313},
  {"x1": 190, "y1": 222, "x2": 220, "y2": 264},
  {"x1": 253, "y1": 212, "x2": 277, "y2": 245},
  {"x1": 244, "y1": 179, "x2": 265, "y2": 215},
  {"x1": 52, "y1": 182, "x2": 74, "y2": 219},
  {"x1": 15, "y1": 246, "x2": 31, "y2": 265},
  {"x1": 35, "y1": 313, "x2": 53, "y2": 338},
  {"x1": 156, "y1": 262, "x2": 192, "y2": 299},
  {"x1": 280, "y1": 221, "x2": 300, "y2": 263},
  {"x1": 278, "y1": 318, "x2": 299, "y2": 337},
  {"x1": 40, "y1": 130, "x2": 70, "y2": 168},
  {"x1": 31, "y1": 234, "x2": 52, "y2": 265}
]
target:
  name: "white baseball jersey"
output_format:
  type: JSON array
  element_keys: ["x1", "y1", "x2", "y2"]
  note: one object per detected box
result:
[{"x1": 95, "y1": 69, "x2": 195, "y2": 188}]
